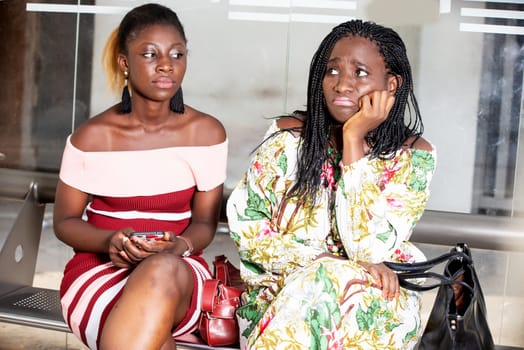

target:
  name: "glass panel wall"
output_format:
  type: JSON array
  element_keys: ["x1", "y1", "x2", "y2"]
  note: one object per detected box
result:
[
  {"x1": 1, "y1": 1, "x2": 523, "y2": 347},
  {"x1": 1, "y1": 0, "x2": 522, "y2": 216}
]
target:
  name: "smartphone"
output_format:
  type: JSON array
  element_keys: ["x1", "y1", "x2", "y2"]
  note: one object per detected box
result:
[{"x1": 130, "y1": 231, "x2": 164, "y2": 241}]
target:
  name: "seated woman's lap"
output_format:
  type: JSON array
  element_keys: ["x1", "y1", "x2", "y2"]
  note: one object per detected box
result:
[
  {"x1": 59, "y1": 252, "x2": 212, "y2": 348},
  {"x1": 123, "y1": 253, "x2": 195, "y2": 324},
  {"x1": 249, "y1": 257, "x2": 422, "y2": 349}
]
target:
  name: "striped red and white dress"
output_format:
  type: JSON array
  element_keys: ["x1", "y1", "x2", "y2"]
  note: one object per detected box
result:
[{"x1": 57, "y1": 135, "x2": 228, "y2": 350}]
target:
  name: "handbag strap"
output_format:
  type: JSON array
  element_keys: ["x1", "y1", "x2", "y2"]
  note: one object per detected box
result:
[
  {"x1": 214, "y1": 255, "x2": 229, "y2": 285},
  {"x1": 395, "y1": 270, "x2": 474, "y2": 293},
  {"x1": 384, "y1": 250, "x2": 470, "y2": 273},
  {"x1": 385, "y1": 243, "x2": 476, "y2": 293},
  {"x1": 201, "y1": 279, "x2": 220, "y2": 313}
]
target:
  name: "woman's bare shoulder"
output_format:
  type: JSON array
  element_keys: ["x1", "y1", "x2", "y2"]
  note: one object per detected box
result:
[
  {"x1": 186, "y1": 106, "x2": 227, "y2": 146},
  {"x1": 276, "y1": 111, "x2": 305, "y2": 136},
  {"x1": 406, "y1": 135, "x2": 433, "y2": 152},
  {"x1": 69, "y1": 105, "x2": 120, "y2": 151}
]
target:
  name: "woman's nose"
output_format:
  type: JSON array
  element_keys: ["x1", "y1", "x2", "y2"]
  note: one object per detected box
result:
[
  {"x1": 156, "y1": 56, "x2": 173, "y2": 73},
  {"x1": 334, "y1": 72, "x2": 354, "y2": 92},
  {"x1": 157, "y1": 64, "x2": 173, "y2": 73}
]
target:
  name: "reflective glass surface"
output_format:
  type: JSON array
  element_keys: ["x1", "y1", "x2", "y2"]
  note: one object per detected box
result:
[{"x1": 0, "y1": 0, "x2": 523, "y2": 215}]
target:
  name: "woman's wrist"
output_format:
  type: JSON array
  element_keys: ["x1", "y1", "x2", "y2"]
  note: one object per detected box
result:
[
  {"x1": 341, "y1": 137, "x2": 367, "y2": 165},
  {"x1": 177, "y1": 235, "x2": 193, "y2": 257}
]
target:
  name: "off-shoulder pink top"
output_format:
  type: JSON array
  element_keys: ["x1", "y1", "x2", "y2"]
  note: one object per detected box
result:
[{"x1": 58, "y1": 136, "x2": 228, "y2": 235}]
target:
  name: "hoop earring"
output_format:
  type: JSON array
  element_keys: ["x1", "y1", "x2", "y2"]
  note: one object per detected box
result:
[
  {"x1": 170, "y1": 87, "x2": 184, "y2": 113},
  {"x1": 120, "y1": 71, "x2": 131, "y2": 113}
]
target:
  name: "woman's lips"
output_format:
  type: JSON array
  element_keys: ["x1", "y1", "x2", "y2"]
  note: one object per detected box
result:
[
  {"x1": 332, "y1": 97, "x2": 356, "y2": 107},
  {"x1": 153, "y1": 77, "x2": 175, "y2": 89}
]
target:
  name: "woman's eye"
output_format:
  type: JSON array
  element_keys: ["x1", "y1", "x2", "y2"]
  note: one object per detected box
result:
[
  {"x1": 326, "y1": 67, "x2": 339, "y2": 75},
  {"x1": 170, "y1": 51, "x2": 184, "y2": 59},
  {"x1": 356, "y1": 68, "x2": 368, "y2": 77},
  {"x1": 143, "y1": 51, "x2": 156, "y2": 59}
]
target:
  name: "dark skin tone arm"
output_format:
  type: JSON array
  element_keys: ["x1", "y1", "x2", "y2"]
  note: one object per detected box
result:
[
  {"x1": 341, "y1": 91, "x2": 401, "y2": 301},
  {"x1": 278, "y1": 91, "x2": 432, "y2": 302},
  {"x1": 279, "y1": 111, "x2": 401, "y2": 301},
  {"x1": 53, "y1": 180, "x2": 123, "y2": 253},
  {"x1": 341, "y1": 90, "x2": 394, "y2": 164},
  {"x1": 54, "y1": 107, "x2": 227, "y2": 268},
  {"x1": 340, "y1": 91, "x2": 432, "y2": 301},
  {"x1": 54, "y1": 179, "x2": 222, "y2": 269},
  {"x1": 120, "y1": 185, "x2": 223, "y2": 267}
]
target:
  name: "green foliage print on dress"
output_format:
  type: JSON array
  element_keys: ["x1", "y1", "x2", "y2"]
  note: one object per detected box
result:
[
  {"x1": 241, "y1": 183, "x2": 271, "y2": 220},
  {"x1": 403, "y1": 323, "x2": 419, "y2": 344},
  {"x1": 408, "y1": 150, "x2": 435, "y2": 192},
  {"x1": 305, "y1": 263, "x2": 341, "y2": 350},
  {"x1": 237, "y1": 288, "x2": 266, "y2": 339},
  {"x1": 356, "y1": 297, "x2": 400, "y2": 337},
  {"x1": 277, "y1": 151, "x2": 288, "y2": 176}
]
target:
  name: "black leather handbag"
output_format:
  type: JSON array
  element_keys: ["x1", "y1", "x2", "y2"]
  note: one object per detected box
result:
[{"x1": 384, "y1": 243, "x2": 495, "y2": 350}]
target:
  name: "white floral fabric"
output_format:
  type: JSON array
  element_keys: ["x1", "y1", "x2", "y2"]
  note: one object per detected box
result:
[{"x1": 226, "y1": 120, "x2": 436, "y2": 349}]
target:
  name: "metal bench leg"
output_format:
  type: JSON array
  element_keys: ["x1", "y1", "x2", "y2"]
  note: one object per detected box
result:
[{"x1": 0, "y1": 182, "x2": 45, "y2": 296}]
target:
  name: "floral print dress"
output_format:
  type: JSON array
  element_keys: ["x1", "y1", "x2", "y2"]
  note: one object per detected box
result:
[{"x1": 226, "y1": 120, "x2": 436, "y2": 350}]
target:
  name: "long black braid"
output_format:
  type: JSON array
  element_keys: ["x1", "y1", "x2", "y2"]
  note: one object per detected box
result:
[{"x1": 288, "y1": 19, "x2": 424, "y2": 204}]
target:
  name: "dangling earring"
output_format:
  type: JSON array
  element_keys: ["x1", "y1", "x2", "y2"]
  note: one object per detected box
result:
[
  {"x1": 120, "y1": 70, "x2": 132, "y2": 113},
  {"x1": 170, "y1": 87, "x2": 184, "y2": 113}
]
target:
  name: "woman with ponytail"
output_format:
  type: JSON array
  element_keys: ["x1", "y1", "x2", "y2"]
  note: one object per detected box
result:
[
  {"x1": 227, "y1": 19, "x2": 435, "y2": 349},
  {"x1": 53, "y1": 4, "x2": 227, "y2": 349}
]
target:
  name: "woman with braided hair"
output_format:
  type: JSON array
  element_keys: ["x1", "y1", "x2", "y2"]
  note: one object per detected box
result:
[
  {"x1": 227, "y1": 19, "x2": 435, "y2": 349},
  {"x1": 54, "y1": 4, "x2": 227, "y2": 349}
]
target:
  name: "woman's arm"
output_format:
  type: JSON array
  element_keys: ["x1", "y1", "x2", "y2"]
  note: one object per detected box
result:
[
  {"x1": 175, "y1": 184, "x2": 224, "y2": 255},
  {"x1": 54, "y1": 179, "x2": 141, "y2": 268},
  {"x1": 177, "y1": 112, "x2": 228, "y2": 254},
  {"x1": 53, "y1": 180, "x2": 117, "y2": 252},
  {"x1": 336, "y1": 145, "x2": 436, "y2": 263},
  {"x1": 127, "y1": 185, "x2": 224, "y2": 259}
]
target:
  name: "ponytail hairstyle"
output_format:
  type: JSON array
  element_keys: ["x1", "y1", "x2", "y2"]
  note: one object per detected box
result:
[
  {"x1": 102, "y1": 28, "x2": 122, "y2": 95},
  {"x1": 291, "y1": 19, "x2": 424, "y2": 203},
  {"x1": 101, "y1": 3, "x2": 187, "y2": 113}
]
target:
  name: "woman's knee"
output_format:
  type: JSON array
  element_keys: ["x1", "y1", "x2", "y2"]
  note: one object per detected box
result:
[{"x1": 133, "y1": 253, "x2": 193, "y2": 294}]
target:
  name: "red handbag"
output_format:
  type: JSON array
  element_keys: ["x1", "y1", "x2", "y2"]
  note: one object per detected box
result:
[
  {"x1": 213, "y1": 254, "x2": 246, "y2": 291},
  {"x1": 198, "y1": 255, "x2": 245, "y2": 346}
]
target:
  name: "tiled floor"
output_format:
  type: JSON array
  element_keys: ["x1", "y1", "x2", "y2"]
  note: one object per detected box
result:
[{"x1": 1, "y1": 201, "x2": 523, "y2": 349}]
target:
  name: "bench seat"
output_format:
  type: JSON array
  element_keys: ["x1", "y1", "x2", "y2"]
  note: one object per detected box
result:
[
  {"x1": 0, "y1": 284, "x2": 239, "y2": 349},
  {"x1": 1, "y1": 172, "x2": 523, "y2": 349},
  {"x1": 0, "y1": 285, "x2": 68, "y2": 333}
]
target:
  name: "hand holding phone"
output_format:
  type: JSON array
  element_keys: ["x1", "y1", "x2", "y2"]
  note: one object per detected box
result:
[{"x1": 130, "y1": 231, "x2": 165, "y2": 241}]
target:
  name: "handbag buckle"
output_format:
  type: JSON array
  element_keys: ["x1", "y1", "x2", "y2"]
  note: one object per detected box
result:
[
  {"x1": 205, "y1": 311, "x2": 218, "y2": 320},
  {"x1": 448, "y1": 315, "x2": 463, "y2": 331},
  {"x1": 449, "y1": 318, "x2": 457, "y2": 331}
]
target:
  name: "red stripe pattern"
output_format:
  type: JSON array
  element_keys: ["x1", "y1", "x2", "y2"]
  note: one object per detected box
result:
[{"x1": 59, "y1": 188, "x2": 212, "y2": 349}]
